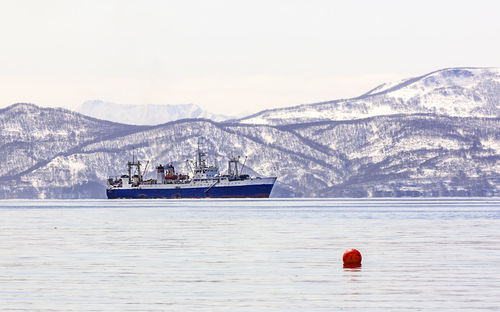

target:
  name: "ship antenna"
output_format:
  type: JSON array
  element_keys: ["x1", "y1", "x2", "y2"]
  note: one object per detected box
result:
[{"x1": 197, "y1": 139, "x2": 201, "y2": 168}]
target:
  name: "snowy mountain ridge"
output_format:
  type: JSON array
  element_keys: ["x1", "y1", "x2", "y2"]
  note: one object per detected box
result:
[{"x1": 239, "y1": 67, "x2": 500, "y2": 125}]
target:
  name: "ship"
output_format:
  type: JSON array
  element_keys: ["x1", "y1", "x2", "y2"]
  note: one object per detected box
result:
[{"x1": 106, "y1": 142, "x2": 277, "y2": 199}]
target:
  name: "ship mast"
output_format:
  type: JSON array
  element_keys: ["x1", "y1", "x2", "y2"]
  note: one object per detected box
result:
[
  {"x1": 227, "y1": 155, "x2": 248, "y2": 177},
  {"x1": 197, "y1": 138, "x2": 207, "y2": 170},
  {"x1": 127, "y1": 147, "x2": 143, "y2": 183},
  {"x1": 228, "y1": 155, "x2": 240, "y2": 177}
]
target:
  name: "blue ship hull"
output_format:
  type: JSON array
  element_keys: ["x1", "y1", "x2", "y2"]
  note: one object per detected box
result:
[{"x1": 106, "y1": 183, "x2": 274, "y2": 199}]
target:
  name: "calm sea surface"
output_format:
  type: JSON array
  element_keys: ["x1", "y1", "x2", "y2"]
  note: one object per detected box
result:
[{"x1": 0, "y1": 198, "x2": 499, "y2": 311}]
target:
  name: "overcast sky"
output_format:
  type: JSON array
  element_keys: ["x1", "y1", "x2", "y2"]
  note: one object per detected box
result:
[{"x1": 0, "y1": 0, "x2": 499, "y2": 115}]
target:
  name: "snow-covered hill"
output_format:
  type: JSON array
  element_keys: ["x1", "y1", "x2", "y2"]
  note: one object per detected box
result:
[
  {"x1": 239, "y1": 68, "x2": 500, "y2": 125},
  {"x1": 1, "y1": 104, "x2": 498, "y2": 198},
  {"x1": 78, "y1": 100, "x2": 233, "y2": 125},
  {"x1": 0, "y1": 103, "x2": 140, "y2": 180}
]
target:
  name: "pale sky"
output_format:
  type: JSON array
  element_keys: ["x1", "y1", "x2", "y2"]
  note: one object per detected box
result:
[{"x1": 0, "y1": 0, "x2": 499, "y2": 115}]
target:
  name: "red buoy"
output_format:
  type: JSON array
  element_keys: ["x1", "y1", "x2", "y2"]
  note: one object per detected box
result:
[{"x1": 343, "y1": 249, "x2": 362, "y2": 267}]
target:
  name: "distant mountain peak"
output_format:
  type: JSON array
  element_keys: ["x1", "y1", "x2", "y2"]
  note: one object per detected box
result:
[{"x1": 77, "y1": 100, "x2": 233, "y2": 125}]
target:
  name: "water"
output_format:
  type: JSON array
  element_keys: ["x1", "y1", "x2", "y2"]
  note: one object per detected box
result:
[{"x1": 0, "y1": 198, "x2": 499, "y2": 311}]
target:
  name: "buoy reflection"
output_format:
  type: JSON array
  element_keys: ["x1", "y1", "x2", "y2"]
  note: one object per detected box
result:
[{"x1": 343, "y1": 263, "x2": 362, "y2": 270}]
